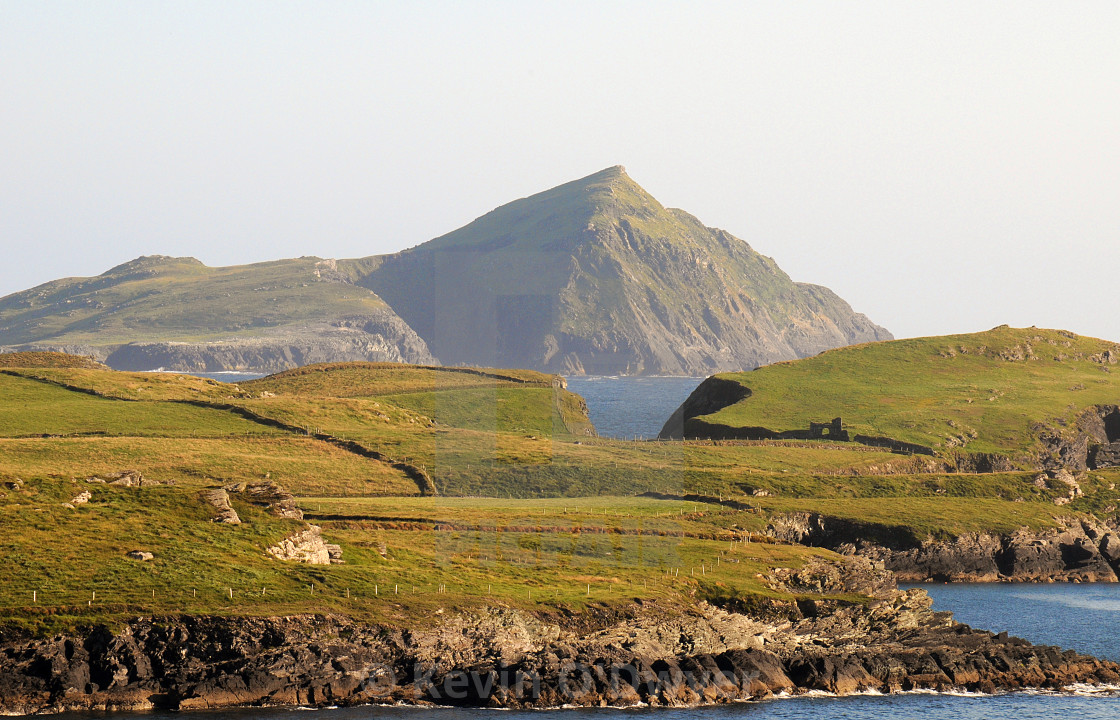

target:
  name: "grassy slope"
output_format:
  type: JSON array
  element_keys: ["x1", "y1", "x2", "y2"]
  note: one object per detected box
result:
[
  {"x1": 3, "y1": 351, "x2": 1117, "y2": 635},
  {"x1": 0, "y1": 255, "x2": 392, "y2": 346},
  {"x1": 0, "y1": 358, "x2": 846, "y2": 636},
  {"x1": 697, "y1": 326, "x2": 1120, "y2": 455},
  {"x1": 0, "y1": 373, "x2": 278, "y2": 438},
  {"x1": 1, "y1": 482, "x2": 836, "y2": 634},
  {"x1": 0, "y1": 437, "x2": 418, "y2": 497},
  {"x1": 0, "y1": 352, "x2": 106, "y2": 369}
]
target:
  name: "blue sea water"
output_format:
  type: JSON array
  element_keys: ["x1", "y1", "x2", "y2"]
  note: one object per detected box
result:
[
  {"x1": 913, "y1": 582, "x2": 1120, "y2": 663},
  {"x1": 565, "y1": 376, "x2": 704, "y2": 439},
  {"x1": 55, "y1": 684, "x2": 1120, "y2": 720}
]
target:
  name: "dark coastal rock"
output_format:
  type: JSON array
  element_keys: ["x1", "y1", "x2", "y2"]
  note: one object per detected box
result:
[
  {"x1": 1035, "y1": 404, "x2": 1120, "y2": 472},
  {"x1": 659, "y1": 376, "x2": 752, "y2": 440},
  {"x1": 1, "y1": 582, "x2": 1118, "y2": 714},
  {"x1": 1091, "y1": 441, "x2": 1120, "y2": 470}
]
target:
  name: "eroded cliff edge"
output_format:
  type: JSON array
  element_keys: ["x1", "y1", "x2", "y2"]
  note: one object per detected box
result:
[
  {"x1": 2, "y1": 559, "x2": 1117, "y2": 714},
  {"x1": 769, "y1": 513, "x2": 1120, "y2": 583}
]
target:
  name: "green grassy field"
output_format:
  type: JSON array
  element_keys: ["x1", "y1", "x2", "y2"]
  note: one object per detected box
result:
[
  {"x1": 693, "y1": 326, "x2": 1120, "y2": 456},
  {"x1": 0, "y1": 436, "x2": 419, "y2": 497},
  {"x1": 0, "y1": 480, "x2": 833, "y2": 634},
  {"x1": 0, "y1": 373, "x2": 279, "y2": 438}
]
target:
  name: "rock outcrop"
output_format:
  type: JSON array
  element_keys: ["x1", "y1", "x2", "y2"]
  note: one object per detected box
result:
[
  {"x1": 1035, "y1": 405, "x2": 1120, "y2": 473},
  {"x1": 224, "y1": 480, "x2": 302, "y2": 520},
  {"x1": 62, "y1": 491, "x2": 92, "y2": 509},
  {"x1": 84, "y1": 470, "x2": 169, "y2": 488},
  {"x1": 200, "y1": 489, "x2": 240, "y2": 525},
  {"x1": 266, "y1": 525, "x2": 341, "y2": 565}
]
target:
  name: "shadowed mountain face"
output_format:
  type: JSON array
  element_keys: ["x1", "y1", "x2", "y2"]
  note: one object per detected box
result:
[{"x1": 357, "y1": 166, "x2": 891, "y2": 375}]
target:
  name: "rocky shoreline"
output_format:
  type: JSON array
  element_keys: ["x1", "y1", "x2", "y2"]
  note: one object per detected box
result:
[{"x1": 2, "y1": 560, "x2": 1118, "y2": 714}]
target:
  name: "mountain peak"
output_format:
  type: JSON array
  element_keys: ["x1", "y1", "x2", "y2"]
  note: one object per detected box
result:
[
  {"x1": 582, "y1": 164, "x2": 627, "y2": 181},
  {"x1": 415, "y1": 166, "x2": 657, "y2": 254},
  {"x1": 361, "y1": 167, "x2": 892, "y2": 375},
  {"x1": 569, "y1": 164, "x2": 642, "y2": 196}
]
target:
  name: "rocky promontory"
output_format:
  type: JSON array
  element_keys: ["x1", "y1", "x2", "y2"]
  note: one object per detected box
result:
[{"x1": 2, "y1": 559, "x2": 1117, "y2": 714}]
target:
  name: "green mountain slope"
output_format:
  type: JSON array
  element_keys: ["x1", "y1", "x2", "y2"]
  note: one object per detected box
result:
[
  {"x1": 357, "y1": 166, "x2": 891, "y2": 375},
  {"x1": 661, "y1": 326, "x2": 1120, "y2": 471},
  {"x1": 0, "y1": 256, "x2": 435, "y2": 372}
]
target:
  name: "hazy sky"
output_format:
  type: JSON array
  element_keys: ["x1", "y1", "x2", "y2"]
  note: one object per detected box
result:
[{"x1": 2, "y1": 2, "x2": 1117, "y2": 341}]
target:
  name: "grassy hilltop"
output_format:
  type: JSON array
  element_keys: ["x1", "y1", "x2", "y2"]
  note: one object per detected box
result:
[
  {"x1": 0, "y1": 256, "x2": 382, "y2": 345},
  {"x1": 0, "y1": 256, "x2": 434, "y2": 371},
  {"x1": 3, "y1": 343, "x2": 1120, "y2": 635},
  {"x1": 671, "y1": 326, "x2": 1120, "y2": 462}
]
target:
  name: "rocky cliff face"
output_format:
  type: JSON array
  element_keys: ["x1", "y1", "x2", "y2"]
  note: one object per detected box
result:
[
  {"x1": 769, "y1": 512, "x2": 1120, "y2": 583},
  {"x1": 1, "y1": 559, "x2": 1116, "y2": 714},
  {"x1": 360, "y1": 166, "x2": 891, "y2": 376},
  {"x1": 1036, "y1": 404, "x2": 1120, "y2": 473},
  {"x1": 100, "y1": 314, "x2": 436, "y2": 373}
]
